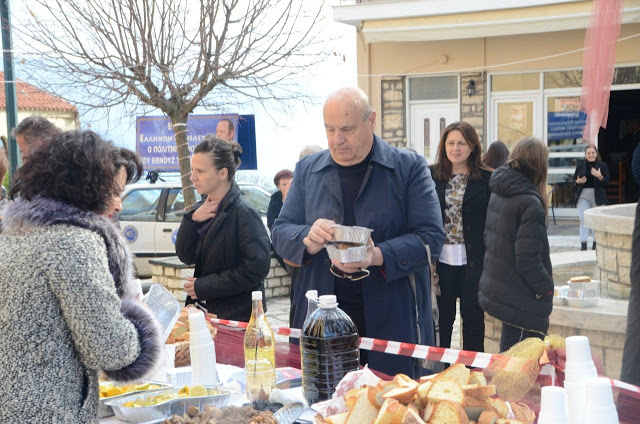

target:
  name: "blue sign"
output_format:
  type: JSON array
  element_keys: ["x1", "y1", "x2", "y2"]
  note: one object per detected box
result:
[
  {"x1": 136, "y1": 114, "x2": 257, "y2": 171},
  {"x1": 171, "y1": 229, "x2": 178, "y2": 245},
  {"x1": 123, "y1": 225, "x2": 138, "y2": 243},
  {"x1": 548, "y1": 111, "x2": 587, "y2": 141}
]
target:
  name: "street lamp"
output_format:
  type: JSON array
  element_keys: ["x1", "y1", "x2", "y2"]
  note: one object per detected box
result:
[{"x1": 466, "y1": 79, "x2": 476, "y2": 97}]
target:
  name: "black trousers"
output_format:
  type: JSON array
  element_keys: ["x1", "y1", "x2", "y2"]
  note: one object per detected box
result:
[
  {"x1": 500, "y1": 322, "x2": 545, "y2": 352},
  {"x1": 436, "y1": 262, "x2": 485, "y2": 352}
]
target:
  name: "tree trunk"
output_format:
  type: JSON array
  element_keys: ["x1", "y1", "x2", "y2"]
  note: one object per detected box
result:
[{"x1": 171, "y1": 114, "x2": 196, "y2": 210}]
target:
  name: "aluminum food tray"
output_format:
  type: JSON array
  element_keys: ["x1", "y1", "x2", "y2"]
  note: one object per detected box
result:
[
  {"x1": 330, "y1": 225, "x2": 373, "y2": 245},
  {"x1": 325, "y1": 244, "x2": 368, "y2": 263},
  {"x1": 105, "y1": 385, "x2": 234, "y2": 423},
  {"x1": 99, "y1": 381, "x2": 173, "y2": 418}
]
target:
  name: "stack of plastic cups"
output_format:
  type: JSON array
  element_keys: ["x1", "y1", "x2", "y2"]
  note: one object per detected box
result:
[
  {"x1": 564, "y1": 336, "x2": 598, "y2": 424},
  {"x1": 584, "y1": 377, "x2": 619, "y2": 424},
  {"x1": 538, "y1": 386, "x2": 570, "y2": 424},
  {"x1": 188, "y1": 310, "x2": 220, "y2": 386}
]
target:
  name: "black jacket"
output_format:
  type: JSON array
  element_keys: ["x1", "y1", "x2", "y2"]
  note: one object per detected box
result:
[
  {"x1": 574, "y1": 159, "x2": 610, "y2": 206},
  {"x1": 267, "y1": 190, "x2": 283, "y2": 231},
  {"x1": 622, "y1": 201, "x2": 640, "y2": 386},
  {"x1": 175, "y1": 181, "x2": 271, "y2": 322},
  {"x1": 478, "y1": 166, "x2": 554, "y2": 333},
  {"x1": 431, "y1": 168, "x2": 492, "y2": 288}
]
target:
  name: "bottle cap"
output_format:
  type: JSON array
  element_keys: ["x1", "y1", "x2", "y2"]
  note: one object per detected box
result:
[
  {"x1": 318, "y1": 295, "x2": 338, "y2": 309},
  {"x1": 306, "y1": 290, "x2": 318, "y2": 300},
  {"x1": 252, "y1": 291, "x2": 262, "y2": 301}
]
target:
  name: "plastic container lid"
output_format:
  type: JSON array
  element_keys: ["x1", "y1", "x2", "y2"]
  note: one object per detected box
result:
[
  {"x1": 142, "y1": 283, "x2": 181, "y2": 343},
  {"x1": 318, "y1": 295, "x2": 338, "y2": 309},
  {"x1": 252, "y1": 291, "x2": 262, "y2": 301}
]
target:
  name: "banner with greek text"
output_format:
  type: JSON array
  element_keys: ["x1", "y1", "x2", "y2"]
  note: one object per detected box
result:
[{"x1": 136, "y1": 114, "x2": 257, "y2": 171}]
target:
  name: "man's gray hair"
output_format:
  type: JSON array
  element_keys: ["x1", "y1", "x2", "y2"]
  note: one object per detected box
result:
[
  {"x1": 326, "y1": 87, "x2": 374, "y2": 120},
  {"x1": 12, "y1": 116, "x2": 61, "y2": 146},
  {"x1": 299, "y1": 144, "x2": 324, "y2": 160}
]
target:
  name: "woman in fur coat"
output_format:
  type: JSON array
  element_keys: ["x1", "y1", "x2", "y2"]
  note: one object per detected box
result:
[{"x1": 0, "y1": 131, "x2": 161, "y2": 423}]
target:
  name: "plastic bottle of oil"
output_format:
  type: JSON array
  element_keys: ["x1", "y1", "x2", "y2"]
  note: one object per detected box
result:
[{"x1": 243, "y1": 291, "x2": 276, "y2": 387}]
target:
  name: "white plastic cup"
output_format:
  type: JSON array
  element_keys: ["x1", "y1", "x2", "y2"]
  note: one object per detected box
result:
[
  {"x1": 189, "y1": 328, "x2": 214, "y2": 348},
  {"x1": 564, "y1": 381, "x2": 587, "y2": 424},
  {"x1": 538, "y1": 386, "x2": 570, "y2": 424},
  {"x1": 188, "y1": 309, "x2": 208, "y2": 333},
  {"x1": 190, "y1": 342, "x2": 219, "y2": 386},
  {"x1": 565, "y1": 336, "x2": 594, "y2": 364},
  {"x1": 585, "y1": 377, "x2": 619, "y2": 424}
]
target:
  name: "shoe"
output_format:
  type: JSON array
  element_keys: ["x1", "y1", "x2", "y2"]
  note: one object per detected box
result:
[
  {"x1": 593, "y1": 242, "x2": 596, "y2": 250},
  {"x1": 581, "y1": 242, "x2": 587, "y2": 251}
]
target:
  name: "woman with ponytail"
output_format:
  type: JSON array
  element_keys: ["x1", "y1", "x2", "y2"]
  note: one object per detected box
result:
[
  {"x1": 176, "y1": 136, "x2": 270, "y2": 321},
  {"x1": 479, "y1": 137, "x2": 554, "y2": 351}
]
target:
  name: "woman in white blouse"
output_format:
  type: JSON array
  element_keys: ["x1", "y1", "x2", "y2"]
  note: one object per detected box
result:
[{"x1": 429, "y1": 122, "x2": 493, "y2": 352}]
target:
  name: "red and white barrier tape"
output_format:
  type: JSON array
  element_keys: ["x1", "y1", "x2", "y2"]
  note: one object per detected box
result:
[{"x1": 208, "y1": 318, "x2": 640, "y2": 395}]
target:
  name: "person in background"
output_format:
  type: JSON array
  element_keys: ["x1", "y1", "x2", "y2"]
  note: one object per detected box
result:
[
  {"x1": 299, "y1": 144, "x2": 324, "y2": 160},
  {"x1": 12, "y1": 115, "x2": 61, "y2": 162},
  {"x1": 107, "y1": 148, "x2": 145, "y2": 229},
  {"x1": 272, "y1": 87, "x2": 444, "y2": 377},
  {"x1": 574, "y1": 144, "x2": 609, "y2": 251},
  {"x1": 482, "y1": 140, "x2": 509, "y2": 170},
  {"x1": 479, "y1": 137, "x2": 553, "y2": 352},
  {"x1": 175, "y1": 136, "x2": 270, "y2": 321},
  {"x1": 0, "y1": 131, "x2": 160, "y2": 422},
  {"x1": 430, "y1": 122, "x2": 492, "y2": 353},
  {"x1": 267, "y1": 169, "x2": 293, "y2": 233},
  {"x1": 216, "y1": 118, "x2": 235, "y2": 142}
]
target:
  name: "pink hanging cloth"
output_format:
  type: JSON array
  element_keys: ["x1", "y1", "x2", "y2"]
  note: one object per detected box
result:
[{"x1": 580, "y1": 0, "x2": 625, "y2": 142}]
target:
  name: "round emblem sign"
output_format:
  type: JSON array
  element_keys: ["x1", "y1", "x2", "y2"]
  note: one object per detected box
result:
[
  {"x1": 123, "y1": 225, "x2": 138, "y2": 243},
  {"x1": 171, "y1": 229, "x2": 179, "y2": 245}
]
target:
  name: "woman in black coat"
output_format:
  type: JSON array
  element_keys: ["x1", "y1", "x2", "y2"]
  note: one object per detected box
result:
[
  {"x1": 430, "y1": 121, "x2": 492, "y2": 353},
  {"x1": 479, "y1": 137, "x2": 554, "y2": 352},
  {"x1": 176, "y1": 136, "x2": 271, "y2": 322},
  {"x1": 574, "y1": 144, "x2": 610, "y2": 251}
]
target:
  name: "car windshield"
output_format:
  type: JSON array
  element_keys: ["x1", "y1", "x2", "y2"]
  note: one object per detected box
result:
[{"x1": 239, "y1": 185, "x2": 270, "y2": 216}]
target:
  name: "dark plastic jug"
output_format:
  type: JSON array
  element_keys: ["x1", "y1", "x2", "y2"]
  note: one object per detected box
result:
[{"x1": 300, "y1": 295, "x2": 360, "y2": 405}]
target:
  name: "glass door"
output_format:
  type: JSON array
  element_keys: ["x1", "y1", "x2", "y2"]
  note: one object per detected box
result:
[{"x1": 492, "y1": 97, "x2": 539, "y2": 151}]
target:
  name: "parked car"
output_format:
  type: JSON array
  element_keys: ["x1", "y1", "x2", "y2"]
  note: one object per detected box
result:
[{"x1": 118, "y1": 180, "x2": 271, "y2": 277}]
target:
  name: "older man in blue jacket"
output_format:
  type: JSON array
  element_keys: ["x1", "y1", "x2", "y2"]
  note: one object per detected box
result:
[{"x1": 271, "y1": 87, "x2": 444, "y2": 378}]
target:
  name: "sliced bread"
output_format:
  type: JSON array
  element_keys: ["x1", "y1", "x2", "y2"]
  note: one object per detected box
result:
[
  {"x1": 426, "y1": 378, "x2": 465, "y2": 405},
  {"x1": 326, "y1": 412, "x2": 348, "y2": 424},
  {"x1": 401, "y1": 407, "x2": 426, "y2": 424},
  {"x1": 477, "y1": 410, "x2": 500, "y2": 424},
  {"x1": 464, "y1": 385, "x2": 496, "y2": 399},
  {"x1": 429, "y1": 400, "x2": 470, "y2": 424},
  {"x1": 345, "y1": 388, "x2": 380, "y2": 424},
  {"x1": 383, "y1": 377, "x2": 419, "y2": 405},
  {"x1": 464, "y1": 397, "x2": 496, "y2": 422},
  {"x1": 437, "y1": 364, "x2": 471, "y2": 385},
  {"x1": 374, "y1": 398, "x2": 402, "y2": 424},
  {"x1": 470, "y1": 371, "x2": 487, "y2": 386},
  {"x1": 422, "y1": 402, "x2": 435, "y2": 422},
  {"x1": 485, "y1": 398, "x2": 509, "y2": 418}
]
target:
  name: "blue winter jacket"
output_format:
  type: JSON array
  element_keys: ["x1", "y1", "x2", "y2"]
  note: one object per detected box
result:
[{"x1": 271, "y1": 134, "x2": 444, "y2": 378}]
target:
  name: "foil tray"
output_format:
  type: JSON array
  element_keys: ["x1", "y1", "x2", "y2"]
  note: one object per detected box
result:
[
  {"x1": 325, "y1": 244, "x2": 368, "y2": 263},
  {"x1": 99, "y1": 381, "x2": 173, "y2": 418},
  {"x1": 330, "y1": 225, "x2": 373, "y2": 245},
  {"x1": 105, "y1": 386, "x2": 234, "y2": 423}
]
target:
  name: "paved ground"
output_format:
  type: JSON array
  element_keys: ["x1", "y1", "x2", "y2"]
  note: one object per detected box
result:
[{"x1": 265, "y1": 218, "x2": 592, "y2": 349}]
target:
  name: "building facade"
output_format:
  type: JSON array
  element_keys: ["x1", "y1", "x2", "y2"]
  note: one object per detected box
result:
[{"x1": 334, "y1": 0, "x2": 640, "y2": 216}]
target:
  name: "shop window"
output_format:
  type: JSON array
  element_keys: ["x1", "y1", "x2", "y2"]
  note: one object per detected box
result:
[
  {"x1": 547, "y1": 96, "x2": 586, "y2": 148},
  {"x1": 544, "y1": 70, "x2": 583, "y2": 89},
  {"x1": 491, "y1": 73, "x2": 539, "y2": 92},
  {"x1": 496, "y1": 101, "x2": 534, "y2": 150},
  {"x1": 613, "y1": 66, "x2": 640, "y2": 85},
  {"x1": 409, "y1": 75, "x2": 458, "y2": 101}
]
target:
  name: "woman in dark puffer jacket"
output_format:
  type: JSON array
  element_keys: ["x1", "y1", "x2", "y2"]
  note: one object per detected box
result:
[{"x1": 479, "y1": 137, "x2": 554, "y2": 352}]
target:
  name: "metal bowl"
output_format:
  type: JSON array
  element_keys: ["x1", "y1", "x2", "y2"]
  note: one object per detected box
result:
[{"x1": 330, "y1": 225, "x2": 373, "y2": 245}]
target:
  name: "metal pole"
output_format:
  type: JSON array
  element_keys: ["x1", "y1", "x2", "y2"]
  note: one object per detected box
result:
[{"x1": 1, "y1": 0, "x2": 19, "y2": 183}]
